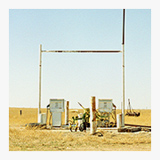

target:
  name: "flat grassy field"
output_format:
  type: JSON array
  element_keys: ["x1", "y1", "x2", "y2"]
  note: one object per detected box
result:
[{"x1": 9, "y1": 108, "x2": 151, "y2": 151}]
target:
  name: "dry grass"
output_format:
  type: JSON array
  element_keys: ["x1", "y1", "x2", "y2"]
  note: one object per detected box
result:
[
  {"x1": 9, "y1": 127, "x2": 151, "y2": 151},
  {"x1": 9, "y1": 108, "x2": 151, "y2": 151}
]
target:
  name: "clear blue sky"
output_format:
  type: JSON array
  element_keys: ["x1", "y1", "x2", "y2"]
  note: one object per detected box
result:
[{"x1": 9, "y1": 9, "x2": 151, "y2": 109}]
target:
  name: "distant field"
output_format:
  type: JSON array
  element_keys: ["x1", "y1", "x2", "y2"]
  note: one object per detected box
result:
[
  {"x1": 9, "y1": 108, "x2": 151, "y2": 151},
  {"x1": 9, "y1": 108, "x2": 151, "y2": 126}
]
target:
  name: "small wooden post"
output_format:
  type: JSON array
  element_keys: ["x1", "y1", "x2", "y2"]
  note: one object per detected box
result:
[
  {"x1": 108, "y1": 113, "x2": 110, "y2": 127},
  {"x1": 20, "y1": 110, "x2": 22, "y2": 115},
  {"x1": 65, "y1": 101, "x2": 69, "y2": 125},
  {"x1": 90, "y1": 96, "x2": 97, "y2": 134}
]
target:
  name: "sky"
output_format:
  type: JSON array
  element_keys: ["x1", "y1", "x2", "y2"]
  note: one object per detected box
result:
[{"x1": 9, "y1": 9, "x2": 151, "y2": 109}]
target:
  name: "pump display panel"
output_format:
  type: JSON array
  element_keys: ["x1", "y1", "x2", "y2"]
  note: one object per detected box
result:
[
  {"x1": 50, "y1": 99, "x2": 65, "y2": 112},
  {"x1": 98, "y1": 99, "x2": 113, "y2": 113}
]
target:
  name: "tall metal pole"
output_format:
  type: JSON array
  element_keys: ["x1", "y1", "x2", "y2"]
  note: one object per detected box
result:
[
  {"x1": 122, "y1": 9, "x2": 125, "y2": 127},
  {"x1": 38, "y1": 44, "x2": 42, "y2": 122}
]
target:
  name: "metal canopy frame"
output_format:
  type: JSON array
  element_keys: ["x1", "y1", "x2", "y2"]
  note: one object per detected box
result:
[
  {"x1": 38, "y1": 9, "x2": 125, "y2": 127},
  {"x1": 41, "y1": 50, "x2": 121, "y2": 53}
]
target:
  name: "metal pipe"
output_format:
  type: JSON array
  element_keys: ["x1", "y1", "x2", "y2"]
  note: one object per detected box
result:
[
  {"x1": 122, "y1": 9, "x2": 125, "y2": 45},
  {"x1": 42, "y1": 50, "x2": 121, "y2": 53},
  {"x1": 125, "y1": 124, "x2": 151, "y2": 128},
  {"x1": 122, "y1": 9, "x2": 125, "y2": 127},
  {"x1": 122, "y1": 44, "x2": 125, "y2": 127},
  {"x1": 38, "y1": 44, "x2": 42, "y2": 122}
]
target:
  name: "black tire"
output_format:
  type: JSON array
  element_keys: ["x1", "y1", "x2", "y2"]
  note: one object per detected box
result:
[
  {"x1": 79, "y1": 123, "x2": 84, "y2": 132},
  {"x1": 86, "y1": 122, "x2": 90, "y2": 127},
  {"x1": 83, "y1": 122, "x2": 86, "y2": 131}
]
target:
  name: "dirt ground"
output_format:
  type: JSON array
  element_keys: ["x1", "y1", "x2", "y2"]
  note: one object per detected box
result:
[
  {"x1": 9, "y1": 108, "x2": 151, "y2": 151},
  {"x1": 9, "y1": 127, "x2": 151, "y2": 151}
]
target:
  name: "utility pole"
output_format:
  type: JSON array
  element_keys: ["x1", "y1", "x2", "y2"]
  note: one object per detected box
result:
[
  {"x1": 38, "y1": 44, "x2": 42, "y2": 122},
  {"x1": 122, "y1": 9, "x2": 125, "y2": 127}
]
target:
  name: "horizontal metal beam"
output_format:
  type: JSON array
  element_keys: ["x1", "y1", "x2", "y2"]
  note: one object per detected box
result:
[{"x1": 42, "y1": 50, "x2": 121, "y2": 53}]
